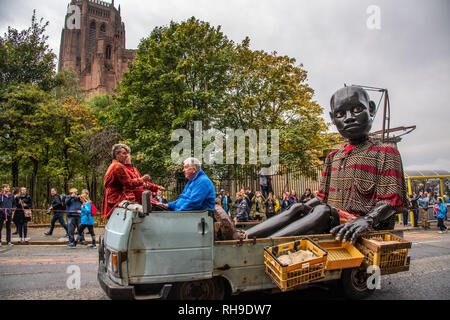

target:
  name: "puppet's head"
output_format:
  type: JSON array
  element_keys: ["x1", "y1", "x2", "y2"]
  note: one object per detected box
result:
[{"x1": 330, "y1": 86, "x2": 376, "y2": 144}]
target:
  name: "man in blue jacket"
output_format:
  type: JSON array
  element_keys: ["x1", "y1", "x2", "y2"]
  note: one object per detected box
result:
[{"x1": 161, "y1": 158, "x2": 216, "y2": 212}]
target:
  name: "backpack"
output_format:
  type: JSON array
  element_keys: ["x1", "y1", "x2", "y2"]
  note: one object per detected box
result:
[
  {"x1": 91, "y1": 203, "x2": 98, "y2": 217},
  {"x1": 59, "y1": 194, "x2": 66, "y2": 210}
]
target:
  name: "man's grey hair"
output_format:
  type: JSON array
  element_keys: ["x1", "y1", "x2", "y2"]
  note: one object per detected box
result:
[
  {"x1": 112, "y1": 144, "x2": 130, "y2": 160},
  {"x1": 183, "y1": 157, "x2": 201, "y2": 171}
]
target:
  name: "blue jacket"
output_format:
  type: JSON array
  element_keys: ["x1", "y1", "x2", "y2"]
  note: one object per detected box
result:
[
  {"x1": 65, "y1": 196, "x2": 82, "y2": 217},
  {"x1": 0, "y1": 193, "x2": 15, "y2": 220},
  {"x1": 418, "y1": 196, "x2": 429, "y2": 209},
  {"x1": 435, "y1": 203, "x2": 448, "y2": 219},
  {"x1": 81, "y1": 202, "x2": 94, "y2": 225},
  {"x1": 168, "y1": 170, "x2": 216, "y2": 212}
]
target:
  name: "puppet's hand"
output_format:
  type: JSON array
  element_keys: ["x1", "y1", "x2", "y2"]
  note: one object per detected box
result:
[{"x1": 331, "y1": 216, "x2": 373, "y2": 244}]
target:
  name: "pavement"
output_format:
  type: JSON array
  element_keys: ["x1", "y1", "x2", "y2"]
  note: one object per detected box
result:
[
  {"x1": 1, "y1": 225, "x2": 105, "y2": 245},
  {"x1": 0, "y1": 221, "x2": 446, "y2": 245}
]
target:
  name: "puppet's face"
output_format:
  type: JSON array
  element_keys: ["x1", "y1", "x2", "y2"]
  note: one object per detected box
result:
[{"x1": 330, "y1": 87, "x2": 375, "y2": 142}]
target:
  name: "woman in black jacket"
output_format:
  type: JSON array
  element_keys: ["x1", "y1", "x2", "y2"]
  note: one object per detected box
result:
[{"x1": 15, "y1": 187, "x2": 32, "y2": 243}]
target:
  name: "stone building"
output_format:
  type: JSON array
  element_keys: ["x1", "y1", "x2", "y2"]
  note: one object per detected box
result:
[{"x1": 58, "y1": 0, "x2": 136, "y2": 96}]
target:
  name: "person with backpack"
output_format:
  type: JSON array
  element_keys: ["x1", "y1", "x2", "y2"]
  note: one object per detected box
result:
[
  {"x1": 434, "y1": 197, "x2": 448, "y2": 234},
  {"x1": 71, "y1": 192, "x2": 96, "y2": 248},
  {"x1": 66, "y1": 188, "x2": 85, "y2": 247},
  {"x1": 45, "y1": 188, "x2": 69, "y2": 237}
]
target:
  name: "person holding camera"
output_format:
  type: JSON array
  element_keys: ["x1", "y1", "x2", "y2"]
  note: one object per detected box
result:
[
  {"x1": 44, "y1": 188, "x2": 68, "y2": 237},
  {"x1": 66, "y1": 188, "x2": 85, "y2": 247}
]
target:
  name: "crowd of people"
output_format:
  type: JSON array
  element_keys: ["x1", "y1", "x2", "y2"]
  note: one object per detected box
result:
[
  {"x1": 1, "y1": 168, "x2": 449, "y2": 246},
  {"x1": 407, "y1": 184, "x2": 449, "y2": 233},
  {"x1": 214, "y1": 187, "x2": 317, "y2": 224}
]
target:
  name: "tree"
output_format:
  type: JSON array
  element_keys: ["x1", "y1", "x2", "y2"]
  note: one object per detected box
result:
[
  {"x1": 112, "y1": 17, "x2": 335, "y2": 178},
  {"x1": 112, "y1": 17, "x2": 237, "y2": 175},
  {"x1": 0, "y1": 10, "x2": 57, "y2": 184},
  {"x1": 0, "y1": 10, "x2": 56, "y2": 91}
]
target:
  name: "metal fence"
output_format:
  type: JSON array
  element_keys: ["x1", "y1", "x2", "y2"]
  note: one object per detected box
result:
[{"x1": 1, "y1": 166, "x2": 322, "y2": 225}]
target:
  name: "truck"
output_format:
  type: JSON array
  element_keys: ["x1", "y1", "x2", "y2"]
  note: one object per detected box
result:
[{"x1": 98, "y1": 192, "x2": 409, "y2": 300}]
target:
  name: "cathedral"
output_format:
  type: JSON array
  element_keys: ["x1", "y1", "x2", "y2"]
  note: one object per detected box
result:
[{"x1": 58, "y1": 0, "x2": 136, "y2": 96}]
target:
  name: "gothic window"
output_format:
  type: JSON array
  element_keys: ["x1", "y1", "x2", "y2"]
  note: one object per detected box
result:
[
  {"x1": 100, "y1": 24, "x2": 106, "y2": 36},
  {"x1": 105, "y1": 45, "x2": 112, "y2": 60},
  {"x1": 88, "y1": 21, "x2": 96, "y2": 53}
]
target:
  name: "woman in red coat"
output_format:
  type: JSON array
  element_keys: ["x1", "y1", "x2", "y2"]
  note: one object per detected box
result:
[{"x1": 102, "y1": 144, "x2": 163, "y2": 219}]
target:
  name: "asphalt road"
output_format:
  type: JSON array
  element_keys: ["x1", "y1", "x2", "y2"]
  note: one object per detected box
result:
[{"x1": 0, "y1": 229, "x2": 449, "y2": 301}]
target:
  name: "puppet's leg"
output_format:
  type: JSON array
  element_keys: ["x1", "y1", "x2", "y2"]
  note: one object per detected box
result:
[
  {"x1": 269, "y1": 205, "x2": 339, "y2": 237},
  {"x1": 246, "y1": 203, "x2": 307, "y2": 239}
]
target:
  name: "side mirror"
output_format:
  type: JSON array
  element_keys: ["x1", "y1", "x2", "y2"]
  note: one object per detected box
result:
[{"x1": 142, "y1": 191, "x2": 152, "y2": 216}]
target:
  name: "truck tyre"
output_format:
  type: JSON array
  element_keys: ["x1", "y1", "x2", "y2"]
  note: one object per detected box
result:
[
  {"x1": 339, "y1": 267, "x2": 375, "y2": 300},
  {"x1": 172, "y1": 278, "x2": 225, "y2": 300}
]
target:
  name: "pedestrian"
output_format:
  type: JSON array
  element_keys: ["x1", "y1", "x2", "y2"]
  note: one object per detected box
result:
[
  {"x1": 259, "y1": 168, "x2": 271, "y2": 199},
  {"x1": 154, "y1": 189, "x2": 168, "y2": 204},
  {"x1": 418, "y1": 191, "x2": 430, "y2": 230},
  {"x1": 251, "y1": 191, "x2": 266, "y2": 221},
  {"x1": 300, "y1": 188, "x2": 315, "y2": 203},
  {"x1": 289, "y1": 190, "x2": 298, "y2": 205},
  {"x1": 70, "y1": 192, "x2": 97, "y2": 248},
  {"x1": 224, "y1": 191, "x2": 231, "y2": 216},
  {"x1": 280, "y1": 192, "x2": 290, "y2": 212},
  {"x1": 66, "y1": 188, "x2": 85, "y2": 247},
  {"x1": 407, "y1": 193, "x2": 419, "y2": 227},
  {"x1": 434, "y1": 198, "x2": 448, "y2": 234},
  {"x1": 274, "y1": 195, "x2": 281, "y2": 214},
  {"x1": 444, "y1": 195, "x2": 450, "y2": 204},
  {"x1": 0, "y1": 184, "x2": 15, "y2": 246},
  {"x1": 234, "y1": 192, "x2": 249, "y2": 223},
  {"x1": 12, "y1": 187, "x2": 20, "y2": 235},
  {"x1": 45, "y1": 188, "x2": 68, "y2": 237},
  {"x1": 265, "y1": 192, "x2": 276, "y2": 220},
  {"x1": 14, "y1": 187, "x2": 32, "y2": 243},
  {"x1": 244, "y1": 187, "x2": 255, "y2": 220}
]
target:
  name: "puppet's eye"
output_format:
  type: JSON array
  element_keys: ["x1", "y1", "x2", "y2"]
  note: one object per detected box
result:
[
  {"x1": 353, "y1": 105, "x2": 364, "y2": 113},
  {"x1": 335, "y1": 111, "x2": 345, "y2": 118}
]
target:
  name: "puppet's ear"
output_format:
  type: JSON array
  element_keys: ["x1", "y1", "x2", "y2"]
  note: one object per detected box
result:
[
  {"x1": 329, "y1": 111, "x2": 335, "y2": 124},
  {"x1": 369, "y1": 101, "x2": 376, "y2": 117}
]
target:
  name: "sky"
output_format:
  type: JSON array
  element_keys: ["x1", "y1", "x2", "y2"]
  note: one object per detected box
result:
[{"x1": 0, "y1": 0, "x2": 449, "y2": 171}]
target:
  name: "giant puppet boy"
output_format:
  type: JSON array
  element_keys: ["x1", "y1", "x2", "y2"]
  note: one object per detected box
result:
[{"x1": 246, "y1": 86, "x2": 408, "y2": 243}]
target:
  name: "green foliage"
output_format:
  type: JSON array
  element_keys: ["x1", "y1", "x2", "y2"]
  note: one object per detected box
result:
[
  {"x1": 0, "y1": 10, "x2": 56, "y2": 91},
  {"x1": 112, "y1": 17, "x2": 335, "y2": 177}
]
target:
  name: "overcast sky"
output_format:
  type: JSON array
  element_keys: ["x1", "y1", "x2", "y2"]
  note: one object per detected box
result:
[{"x1": 1, "y1": 0, "x2": 449, "y2": 171}]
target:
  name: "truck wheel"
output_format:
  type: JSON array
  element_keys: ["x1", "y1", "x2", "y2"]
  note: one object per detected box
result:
[
  {"x1": 172, "y1": 278, "x2": 225, "y2": 300},
  {"x1": 339, "y1": 267, "x2": 374, "y2": 300}
]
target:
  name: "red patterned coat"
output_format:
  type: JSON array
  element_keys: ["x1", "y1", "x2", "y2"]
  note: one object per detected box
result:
[{"x1": 316, "y1": 139, "x2": 408, "y2": 218}]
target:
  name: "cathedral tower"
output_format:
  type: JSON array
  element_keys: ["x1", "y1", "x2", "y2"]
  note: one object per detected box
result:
[{"x1": 59, "y1": 0, "x2": 136, "y2": 96}]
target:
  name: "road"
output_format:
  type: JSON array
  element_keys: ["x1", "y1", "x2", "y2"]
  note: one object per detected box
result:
[{"x1": 0, "y1": 229, "x2": 449, "y2": 300}]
